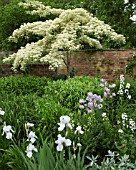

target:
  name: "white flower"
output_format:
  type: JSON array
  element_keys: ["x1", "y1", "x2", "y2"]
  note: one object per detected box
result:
[
  {"x1": 120, "y1": 74, "x2": 125, "y2": 81},
  {"x1": 118, "y1": 129, "x2": 123, "y2": 133},
  {"x1": 127, "y1": 95, "x2": 131, "y2": 100},
  {"x1": 58, "y1": 115, "x2": 72, "y2": 131},
  {"x1": 74, "y1": 126, "x2": 84, "y2": 134},
  {"x1": 109, "y1": 84, "x2": 116, "y2": 88},
  {"x1": 56, "y1": 144, "x2": 63, "y2": 151},
  {"x1": 122, "y1": 113, "x2": 127, "y2": 120},
  {"x1": 117, "y1": 120, "x2": 120, "y2": 124},
  {"x1": 125, "y1": 89, "x2": 129, "y2": 93},
  {"x1": 126, "y1": 83, "x2": 130, "y2": 89},
  {"x1": 102, "y1": 113, "x2": 106, "y2": 117},
  {"x1": 60, "y1": 115, "x2": 70, "y2": 124},
  {"x1": 25, "y1": 122, "x2": 34, "y2": 129},
  {"x1": 55, "y1": 134, "x2": 71, "y2": 151},
  {"x1": 55, "y1": 134, "x2": 66, "y2": 151},
  {"x1": 65, "y1": 139, "x2": 71, "y2": 146},
  {"x1": 0, "y1": 108, "x2": 5, "y2": 115},
  {"x1": 2, "y1": 125, "x2": 14, "y2": 139},
  {"x1": 129, "y1": 119, "x2": 136, "y2": 131},
  {"x1": 6, "y1": 132, "x2": 13, "y2": 139},
  {"x1": 26, "y1": 143, "x2": 38, "y2": 158},
  {"x1": 27, "y1": 131, "x2": 37, "y2": 143},
  {"x1": 77, "y1": 143, "x2": 82, "y2": 147},
  {"x1": 117, "y1": 89, "x2": 124, "y2": 95},
  {"x1": 124, "y1": 0, "x2": 129, "y2": 4},
  {"x1": 3, "y1": 2, "x2": 125, "y2": 72},
  {"x1": 112, "y1": 93, "x2": 116, "y2": 97}
]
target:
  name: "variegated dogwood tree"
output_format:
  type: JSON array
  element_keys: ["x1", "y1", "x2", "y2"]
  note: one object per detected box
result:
[{"x1": 3, "y1": 1, "x2": 126, "y2": 74}]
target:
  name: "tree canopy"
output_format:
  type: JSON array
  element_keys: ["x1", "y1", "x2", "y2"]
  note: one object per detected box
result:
[
  {"x1": 90, "y1": 0, "x2": 136, "y2": 48},
  {"x1": 3, "y1": 1, "x2": 125, "y2": 72},
  {"x1": 0, "y1": 0, "x2": 135, "y2": 50}
]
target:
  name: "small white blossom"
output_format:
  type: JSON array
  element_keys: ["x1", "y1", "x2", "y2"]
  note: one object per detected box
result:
[
  {"x1": 129, "y1": 119, "x2": 136, "y2": 131},
  {"x1": 127, "y1": 95, "x2": 131, "y2": 100},
  {"x1": 74, "y1": 126, "x2": 84, "y2": 134},
  {"x1": 122, "y1": 113, "x2": 127, "y2": 120},
  {"x1": 109, "y1": 84, "x2": 116, "y2": 88},
  {"x1": 125, "y1": 89, "x2": 129, "y2": 93},
  {"x1": 120, "y1": 74, "x2": 125, "y2": 81},
  {"x1": 25, "y1": 122, "x2": 34, "y2": 129},
  {"x1": 77, "y1": 143, "x2": 82, "y2": 147},
  {"x1": 126, "y1": 83, "x2": 130, "y2": 89},
  {"x1": 117, "y1": 120, "x2": 120, "y2": 124},
  {"x1": 0, "y1": 108, "x2": 5, "y2": 115},
  {"x1": 117, "y1": 89, "x2": 124, "y2": 95},
  {"x1": 124, "y1": 0, "x2": 129, "y2": 4},
  {"x1": 118, "y1": 129, "x2": 123, "y2": 133},
  {"x1": 102, "y1": 112, "x2": 106, "y2": 117}
]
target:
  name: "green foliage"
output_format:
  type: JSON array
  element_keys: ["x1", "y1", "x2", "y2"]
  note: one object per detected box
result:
[
  {"x1": 90, "y1": 0, "x2": 136, "y2": 48},
  {"x1": 0, "y1": 75, "x2": 51, "y2": 96},
  {"x1": 0, "y1": 0, "x2": 135, "y2": 50},
  {"x1": 0, "y1": 75, "x2": 136, "y2": 169},
  {"x1": 0, "y1": 0, "x2": 46, "y2": 50},
  {"x1": 34, "y1": 97, "x2": 71, "y2": 138},
  {"x1": 126, "y1": 52, "x2": 136, "y2": 75},
  {"x1": 43, "y1": 76, "x2": 103, "y2": 111},
  {"x1": 112, "y1": 78, "x2": 136, "y2": 109},
  {"x1": 5, "y1": 139, "x2": 87, "y2": 170},
  {"x1": 38, "y1": 0, "x2": 91, "y2": 10},
  {"x1": 4, "y1": 140, "x2": 136, "y2": 170},
  {"x1": 86, "y1": 151, "x2": 136, "y2": 169},
  {"x1": 38, "y1": 0, "x2": 136, "y2": 48},
  {"x1": 0, "y1": 93, "x2": 38, "y2": 169}
]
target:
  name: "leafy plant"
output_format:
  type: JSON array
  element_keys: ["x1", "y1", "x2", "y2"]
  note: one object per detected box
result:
[
  {"x1": 0, "y1": 75, "x2": 51, "y2": 96},
  {"x1": 43, "y1": 76, "x2": 103, "y2": 111},
  {"x1": 126, "y1": 52, "x2": 136, "y2": 75},
  {"x1": 6, "y1": 139, "x2": 87, "y2": 170}
]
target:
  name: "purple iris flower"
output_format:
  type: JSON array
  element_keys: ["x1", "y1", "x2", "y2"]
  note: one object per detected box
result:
[
  {"x1": 104, "y1": 92, "x2": 107, "y2": 98},
  {"x1": 100, "y1": 83, "x2": 104, "y2": 87},
  {"x1": 79, "y1": 105, "x2": 84, "y2": 109},
  {"x1": 100, "y1": 79, "x2": 106, "y2": 82},
  {"x1": 88, "y1": 102, "x2": 93, "y2": 108},
  {"x1": 87, "y1": 92, "x2": 93, "y2": 97},
  {"x1": 79, "y1": 99, "x2": 86, "y2": 104}
]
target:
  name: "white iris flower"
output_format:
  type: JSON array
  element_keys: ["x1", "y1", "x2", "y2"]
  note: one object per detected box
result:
[
  {"x1": 74, "y1": 126, "x2": 84, "y2": 134},
  {"x1": 58, "y1": 115, "x2": 72, "y2": 131},
  {"x1": 26, "y1": 143, "x2": 38, "y2": 158},
  {"x1": 2, "y1": 125, "x2": 14, "y2": 139},
  {"x1": 55, "y1": 134, "x2": 71, "y2": 151},
  {"x1": 0, "y1": 108, "x2": 5, "y2": 116}
]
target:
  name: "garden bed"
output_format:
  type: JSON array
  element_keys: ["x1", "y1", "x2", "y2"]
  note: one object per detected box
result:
[{"x1": 0, "y1": 75, "x2": 136, "y2": 169}]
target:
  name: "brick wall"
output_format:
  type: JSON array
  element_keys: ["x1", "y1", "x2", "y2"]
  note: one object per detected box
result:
[
  {"x1": 0, "y1": 49, "x2": 136, "y2": 81},
  {"x1": 58, "y1": 49, "x2": 136, "y2": 81},
  {"x1": 0, "y1": 64, "x2": 56, "y2": 77}
]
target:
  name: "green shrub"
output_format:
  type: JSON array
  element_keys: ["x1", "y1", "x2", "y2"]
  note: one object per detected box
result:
[
  {"x1": 43, "y1": 76, "x2": 103, "y2": 111},
  {"x1": 0, "y1": 75, "x2": 51, "y2": 96},
  {"x1": 34, "y1": 97, "x2": 72, "y2": 138}
]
